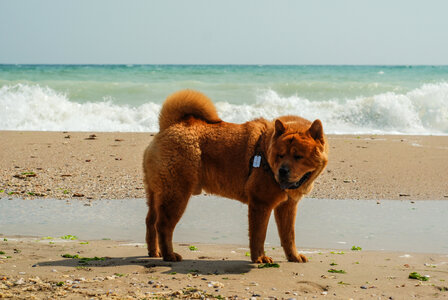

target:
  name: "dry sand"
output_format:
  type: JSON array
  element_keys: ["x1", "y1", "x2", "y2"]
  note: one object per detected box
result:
[
  {"x1": 1, "y1": 131, "x2": 448, "y2": 200},
  {"x1": 1, "y1": 237, "x2": 447, "y2": 299},
  {"x1": 1, "y1": 131, "x2": 448, "y2": 299}
]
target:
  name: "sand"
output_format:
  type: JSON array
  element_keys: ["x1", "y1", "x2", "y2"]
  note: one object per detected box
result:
[
  {"x1": 1, "y1": 131, "x2": 448, "y2": 200},
  {"x1": 1, "y1": 237, "x2": 447, "y2": 299},
  {"x1": 1, "y1": 131, "x2": 448, "y2": 299}
]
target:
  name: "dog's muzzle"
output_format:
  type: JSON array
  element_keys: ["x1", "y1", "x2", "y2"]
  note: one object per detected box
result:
[{"x1": 279, "y1": 171, "x2": 313, "y2": 190}]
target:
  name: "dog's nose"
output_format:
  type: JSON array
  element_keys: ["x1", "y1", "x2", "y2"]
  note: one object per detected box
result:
[{"x1": 278, "y1": 166, "x2": 289, "y2": 178}]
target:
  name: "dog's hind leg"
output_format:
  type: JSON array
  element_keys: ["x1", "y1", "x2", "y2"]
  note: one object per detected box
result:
[
  {"x1": 156, "y1": 189, "x2": 192, "y2": 262},
  {"x1": 145, "y1": 191, "x2": 161, "y2": 257}
]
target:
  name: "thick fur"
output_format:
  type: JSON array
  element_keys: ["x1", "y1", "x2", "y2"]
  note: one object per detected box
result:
[
  {"x1": 158, "y1": 90, "x2": 221, "y2": 131},
  {"x1": 143, "y1": 90, "x2": 329, "y2": 263}
]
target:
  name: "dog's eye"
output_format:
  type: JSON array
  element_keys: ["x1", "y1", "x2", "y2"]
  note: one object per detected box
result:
[
  {"x1": 294, "y1": 155, "x2": 303, "y2": 160},
  {"x1": 277, "y1": 154, "x2": 284, "y2": 159}
]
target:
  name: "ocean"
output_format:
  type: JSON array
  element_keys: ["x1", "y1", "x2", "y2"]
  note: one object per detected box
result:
[{"x1": 1, "y1": 64, "x2": 447, "y2": 134}]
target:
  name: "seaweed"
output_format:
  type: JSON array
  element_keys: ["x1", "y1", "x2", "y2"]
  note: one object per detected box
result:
[
  {"x1": 409, "y1": 272, "x2": 429, "y2": 281},
  {"x1": 328, "y1": 269, "x2": 346, "y2": 274}
]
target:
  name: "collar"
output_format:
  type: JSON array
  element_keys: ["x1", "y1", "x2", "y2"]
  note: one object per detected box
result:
[{"x1": 248, "y1": 132, "x2": 273, "y2": 176}]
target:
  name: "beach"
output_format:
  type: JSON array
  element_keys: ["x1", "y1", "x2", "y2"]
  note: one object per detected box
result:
[
  {"x1": 1, "y1": 131, "x2": 447, "y2": 200},
  {"x1": 1, "y1": 131, "x2": 448, "y2": 299},
  {"x1": 1, "y1": 3, "x2": 448, "y2": 296}
]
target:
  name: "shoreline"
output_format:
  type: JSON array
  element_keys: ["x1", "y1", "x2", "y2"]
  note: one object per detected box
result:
[
  {"x1": 1, "y1": 131, "x2": 448, "y2": 200},
  {"x1": 2, "y1": 197, "x2": 447, "y2": 254}
]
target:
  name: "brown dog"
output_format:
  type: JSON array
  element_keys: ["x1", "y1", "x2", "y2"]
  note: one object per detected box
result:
[{"x1": 143, "y1": 90, "x2": 328, "y2": 263}]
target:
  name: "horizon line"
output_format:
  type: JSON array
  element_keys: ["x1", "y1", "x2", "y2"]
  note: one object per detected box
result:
[{"x1": 1, "y1": 63, "x2": 448, "y2": 67}]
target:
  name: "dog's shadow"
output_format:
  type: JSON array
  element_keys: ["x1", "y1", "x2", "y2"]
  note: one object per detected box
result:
[{"x1": 36, "y1": 256, "x2": 255, "y2": 275}]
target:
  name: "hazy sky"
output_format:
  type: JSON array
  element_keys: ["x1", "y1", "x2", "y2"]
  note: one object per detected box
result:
[{"x1": 1, "y1": 0, "x2": 447, "y2": 65}]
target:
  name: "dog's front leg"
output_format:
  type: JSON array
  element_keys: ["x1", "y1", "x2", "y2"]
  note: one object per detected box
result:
[
  {"x1": 248, "y1": 201, "x2": 274, "y2": 263},
  {"x1": 274, "y1": 198, "x2": 308, "y2": 263}
]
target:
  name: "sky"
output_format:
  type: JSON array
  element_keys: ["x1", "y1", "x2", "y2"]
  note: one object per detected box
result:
[{"x1": 1, "y1": 0, "x2": 448, "y2": 65}]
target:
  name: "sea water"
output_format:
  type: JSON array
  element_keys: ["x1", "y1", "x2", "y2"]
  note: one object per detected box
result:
[
  {"x1": 1, "y1": 197, "x2": 447, "y2": 253},
  {"x1": 1, "y1": 64, "x2": 448, "y2": 134}
]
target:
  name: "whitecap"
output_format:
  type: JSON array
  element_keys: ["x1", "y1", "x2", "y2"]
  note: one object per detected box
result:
[{"x1": 1, "y1": 82, "x2": 447, "y2": 135}]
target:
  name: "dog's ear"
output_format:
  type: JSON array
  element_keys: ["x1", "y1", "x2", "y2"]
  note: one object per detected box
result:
[
  {"x1": 274, "y1": 119, "x2": 286, "y2": 137},
  {"x1": 308, "y1": 119, "x2": 324, "y2": 143}
]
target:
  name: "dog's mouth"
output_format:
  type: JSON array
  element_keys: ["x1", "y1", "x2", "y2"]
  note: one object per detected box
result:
[{"x1": 279, "y1": 172, "x2": 313, "y2": 190}]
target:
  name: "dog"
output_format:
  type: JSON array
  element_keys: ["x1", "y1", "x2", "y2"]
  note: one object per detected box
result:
[{"x1": 143, "y1": 90, "x2": 328, "y2": 263}]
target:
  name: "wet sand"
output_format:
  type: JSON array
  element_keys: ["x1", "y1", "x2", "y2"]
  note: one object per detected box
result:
[
  {"x1": 1, "y1": 131, "x2": 448, "y2": 200},
  {"x1": 1, "y1": 197, "x2": 448, "y2": 253}
]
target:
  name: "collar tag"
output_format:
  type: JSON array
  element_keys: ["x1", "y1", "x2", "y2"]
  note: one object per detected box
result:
[{"x1": 253, "y1": 155, "x2": 262, "y2": 168}]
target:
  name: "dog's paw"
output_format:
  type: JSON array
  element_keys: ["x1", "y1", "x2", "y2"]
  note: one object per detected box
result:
[
  {"x1": 163, "y1": 252, "x2": 183, "y2": 262},
  {"x1": 287, "y1": 253, "x2": 308, "y2": 263},
  {"x1": 252, "y1": 255, "x2": 274, "y2": 264},
  {"x1": 148, "y1": 250, "x2": 162, "y2": 258}
]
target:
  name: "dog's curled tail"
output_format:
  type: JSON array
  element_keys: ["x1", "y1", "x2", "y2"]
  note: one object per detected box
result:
[{"x1": 158, "y1": 90, "x2": 222, "y2": 131}]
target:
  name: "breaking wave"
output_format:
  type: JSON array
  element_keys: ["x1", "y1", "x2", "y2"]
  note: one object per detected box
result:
[{"x1": 1, "y1": 83, "x2": 447, "y2": 134}]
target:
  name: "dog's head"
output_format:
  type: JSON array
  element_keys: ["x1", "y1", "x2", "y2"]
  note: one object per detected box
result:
[{"x1": 267, "y1": 117, "x2": 328, "y2": 192}]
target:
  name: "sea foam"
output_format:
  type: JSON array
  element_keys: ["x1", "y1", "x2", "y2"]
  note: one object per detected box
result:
[
  {"x1": 1, "y1": 83, "x2": 447, "y2": 134},
  {"x1": 220, "y1": 82, "x2": 448, "y2": 134},
  {"x1": 0, "y1": 84, "x2": 160, "y2": 132}
]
